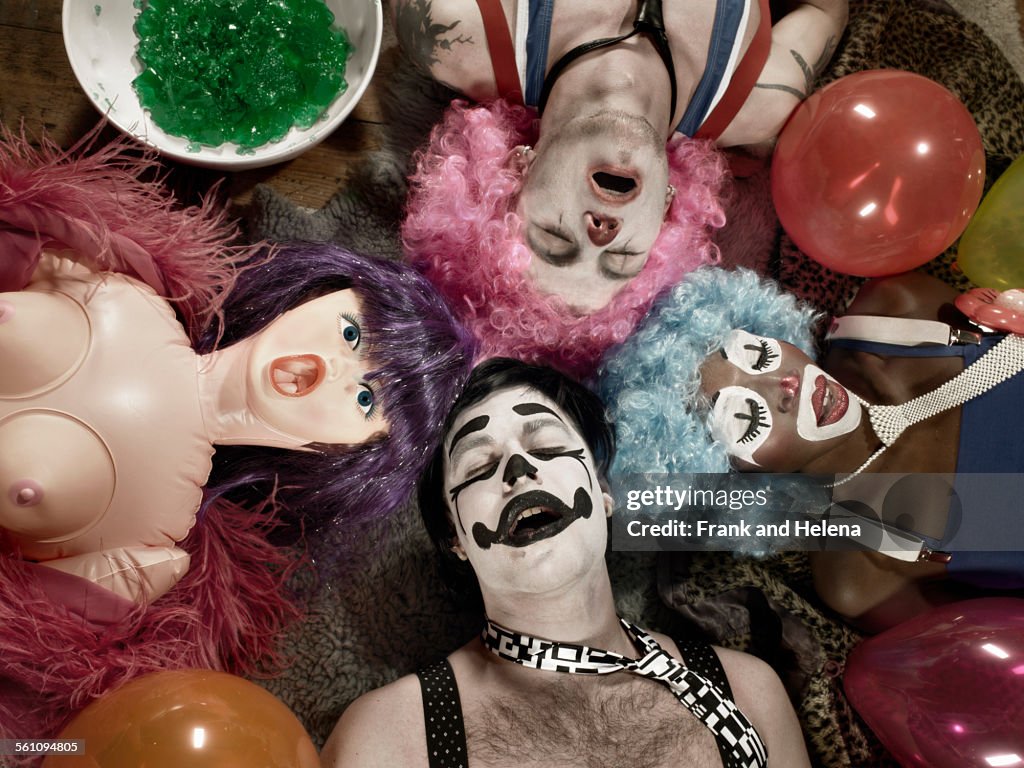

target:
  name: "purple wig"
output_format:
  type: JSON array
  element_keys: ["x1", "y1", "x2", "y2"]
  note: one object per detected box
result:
[
  {"x1": 197, "y1": 243, "x2": 477, "y2": 533},
  {"x1": 402, "y1": 100, "x2": 728, "y2": 379}
]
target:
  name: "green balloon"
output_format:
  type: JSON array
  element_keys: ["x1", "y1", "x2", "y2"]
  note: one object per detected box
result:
[{"x1": 957, "y1": 153, "x2": 1024, "y2": 289}]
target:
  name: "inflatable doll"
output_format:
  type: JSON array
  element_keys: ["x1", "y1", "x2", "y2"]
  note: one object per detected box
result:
[
  {"x1": 0, "y1": 130, "x2": 475, "y2": 738},
  {"x1": 402, "y1": 100, "x2": 727, "y2": 378},
  {"x1": 598, "y1": 267, "x2": 1024, "y2": 632}
]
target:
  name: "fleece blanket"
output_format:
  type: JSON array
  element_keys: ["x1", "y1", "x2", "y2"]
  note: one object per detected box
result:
[{"x1": 247, "y1": 2, "x2": 1024, "y2": 766}]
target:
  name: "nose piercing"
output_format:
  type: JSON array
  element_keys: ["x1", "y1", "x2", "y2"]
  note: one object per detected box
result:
[
  {"x1": 586, "y1": 212, "x2": 621, "y2": 246},
  {"x1": 502, "y1": 453, "x2": 538, "y2": 486}
]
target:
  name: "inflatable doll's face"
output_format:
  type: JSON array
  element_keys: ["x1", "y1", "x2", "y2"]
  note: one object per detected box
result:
[
  {"x1": 516, "y1": 112, "x2": 672, "y2": 313},
  {"x1": 699, "y1": 330, "x2": 863, "y2": 471},
  {"x1": 246, "y1": 290, "x2": 389, "y2": 445},
  {"x1": 441, "y1": 386, "x2": 612, "y2": 597}
]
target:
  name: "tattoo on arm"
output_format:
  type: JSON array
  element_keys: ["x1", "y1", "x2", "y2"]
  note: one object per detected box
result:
[
  {"x1": 753, "y1": 34, "x2": 838, "y2": 100},
  {"x1": 394, "y1": 0, "x2": 473, "y2": 73}
]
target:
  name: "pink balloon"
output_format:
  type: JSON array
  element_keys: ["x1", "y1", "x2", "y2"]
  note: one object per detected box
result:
[
  {"x1": 772, "y1": 70, "x2": 985, "y2": 277},
  {"x1": 844, "y1": 598, "x2": 1024, "y2": 767}
]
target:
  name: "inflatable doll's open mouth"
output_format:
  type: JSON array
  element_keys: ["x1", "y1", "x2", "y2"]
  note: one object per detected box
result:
[{"x1": 270, "y1": 355, "x2": 325, "y2": 397}]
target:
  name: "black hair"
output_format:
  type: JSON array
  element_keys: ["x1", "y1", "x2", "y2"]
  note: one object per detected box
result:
[{"x1": 418, "y1": 357, "x2": 616, "y2": 600}]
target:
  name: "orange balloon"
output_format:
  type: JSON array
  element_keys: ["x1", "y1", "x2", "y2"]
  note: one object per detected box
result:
[
  {"x1": 43, "y1": 670, "x2": 319, "y2": 768},
  {"x1": 772, "y1": 70, "x2": 985, "y2": 277}
]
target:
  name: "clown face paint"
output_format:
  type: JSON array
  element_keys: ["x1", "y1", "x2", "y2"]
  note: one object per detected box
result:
[
  {"x1": 709, "y1": 386, "x2": 773, "y2": 466},
  {"x1": 700, "y1": 330, "x2": 863, "y2": 471},
  {"x1": 442, "y1": 387, "x2": 610, "y2": 593},
  {"x1": 517, "y1": 111, "x2": 671, "y2": 314},
  {"x1": 720, "y1": 329, "x2": 782, "y2": 376},
  {"x1": 796, "y1": 364, "x2": 862, "y2": 441}
]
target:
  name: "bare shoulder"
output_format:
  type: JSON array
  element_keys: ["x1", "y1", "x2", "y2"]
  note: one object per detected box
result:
[
  {"x1": 389, "y1": 0, "x2": 497, "y2": 97},
  {"x1": 712, "y1": 647, "x2": 811, "y2": 768},
  {"x1": 844, "y1": 271, "x2": 960, "y2": 320},
  {"x1": 320, "y1": 673, "x2": 428, "y2": 768}
]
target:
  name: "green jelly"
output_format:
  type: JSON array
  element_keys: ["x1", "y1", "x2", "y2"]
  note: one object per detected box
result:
[{"x1": 133, "y1": 0, "x2": 351, "y2": 152}]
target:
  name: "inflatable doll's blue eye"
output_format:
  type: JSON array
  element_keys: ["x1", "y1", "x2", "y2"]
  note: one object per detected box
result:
[
  {"x1": 338, "y1": 313, "x2": 361, "y2": 350},
  {"x1": 356, "y1": 384, "x2": 375, "y2": 417}
]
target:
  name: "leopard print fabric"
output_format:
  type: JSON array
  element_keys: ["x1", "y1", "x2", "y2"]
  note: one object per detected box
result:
[{"x1": 659, "y1": 552, "x2": 901, "y2": 768}]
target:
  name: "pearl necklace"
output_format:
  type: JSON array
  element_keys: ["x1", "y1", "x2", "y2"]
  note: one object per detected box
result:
[{"x1": 828, "y1": 334, "x2": 1024, "y2": 487}]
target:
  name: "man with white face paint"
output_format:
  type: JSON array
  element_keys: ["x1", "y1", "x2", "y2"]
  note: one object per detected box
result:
[{"x1": 322, "y1": 358, "x2": 810, "y2": 768}]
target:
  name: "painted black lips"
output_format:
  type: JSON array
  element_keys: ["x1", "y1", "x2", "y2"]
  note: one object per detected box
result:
[{"x1": 472, "y1": 488, "x2": 593, "y2": 549}]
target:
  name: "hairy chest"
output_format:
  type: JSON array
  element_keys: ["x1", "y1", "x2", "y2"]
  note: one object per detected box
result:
[{"x1": 461, "y1": 676, "x2": 723, "y2": 768}]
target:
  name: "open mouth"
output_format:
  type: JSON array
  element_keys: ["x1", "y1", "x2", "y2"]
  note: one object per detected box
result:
[
  {"x1": 269, "y1": 355, "x2": 325, "y2": 397},
  {"x1": 472, "y1": 488, "x2": 593, "y2": 549},
  {"x1": 811, "y1": 375, "x2": 849, "y2": 427},
  {"x1": 590, "y1": 167, "x2": 640, "y2": 203}
]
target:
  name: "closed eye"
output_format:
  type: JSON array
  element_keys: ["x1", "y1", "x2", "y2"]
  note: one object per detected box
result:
[
  {"x1": 751, "y1": 340, "x2": 779, "y2": 371},
  {"x1": 467, "y1": 460, "x2": 499, "y2": 480},
  {"x1": 528, "y1": 447, "x2": 567, "y2": 459},
  {"x1": 737, "y1": 398, "x2": 770, "y2": 444},
  {"x1": 599, "y1": 249, "x2": 645, "y2": 280},
  {"x1": 529, "y1": 225, "x2": 579, "y2": 265}
]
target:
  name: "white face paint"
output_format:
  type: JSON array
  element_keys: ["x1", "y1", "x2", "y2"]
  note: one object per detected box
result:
[
  {"x1": 795, "y1": 364, "x2": 862, "y2": 441},
  {"x1": 721, "y1": 329, "x2": 782, "y2": 376},
  {"x1": 709, "y1": 386, "x2": 773, "y2": 466}
]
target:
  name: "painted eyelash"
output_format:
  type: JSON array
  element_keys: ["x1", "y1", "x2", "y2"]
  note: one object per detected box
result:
[
  {"x1": 448, "y1": 460, "x2": 500, "y2": 501},
  {"x1": 744, "y1": 339, "x2": 779, "y2": 371},
  {"x1": 737, "y1": 398, "x2": 770, "y2": 444}
]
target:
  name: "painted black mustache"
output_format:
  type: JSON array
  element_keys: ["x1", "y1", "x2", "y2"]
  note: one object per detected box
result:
[{"x1": 472, "y1": 488, "x2": 593, "y2": 549}]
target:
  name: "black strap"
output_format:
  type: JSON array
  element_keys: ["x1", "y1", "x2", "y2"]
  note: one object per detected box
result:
[
  {"x1": 673, "y1": 637, "x2": 735, "y2": 698},
  {"x1": 416, "y1": 659, "x2": 469, "y2": 768},
  {"x1": 537, "y1": 0, "x2": 678, "y2": 131},
  {"x1": 674, "y1": 638, "x2": 744, "y2": 766}
]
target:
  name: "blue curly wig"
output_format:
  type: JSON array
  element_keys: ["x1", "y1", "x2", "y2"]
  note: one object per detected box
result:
[{"x1": 597, "y1": 267, "x2": 822, "y2": 478}]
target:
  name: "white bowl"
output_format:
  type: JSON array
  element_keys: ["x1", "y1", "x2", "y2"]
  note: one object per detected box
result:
[{"x1": 62, "y1": 0, "x2": 383, "y2": 170}]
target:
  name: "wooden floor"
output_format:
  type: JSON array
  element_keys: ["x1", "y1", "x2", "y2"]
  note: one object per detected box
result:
[{"x1": 0, "y1": 1, "x2": 398, "y2": 212}]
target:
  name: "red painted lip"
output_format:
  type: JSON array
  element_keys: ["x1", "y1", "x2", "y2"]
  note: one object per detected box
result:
[
  {"x1": 589, "y1": 165, "x2": 642, "y2": 204},
  {"x1": 269, "y1": 355, "x2": 325, "y2": 398},
  {"x1": 812, "y1": 375, "x2": 849, "y2": 427}
]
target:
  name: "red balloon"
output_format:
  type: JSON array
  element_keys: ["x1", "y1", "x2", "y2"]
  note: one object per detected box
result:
[
  {"x1": 772, "y1": 70, "x2": 985, "y2": 277},
  {"x1": 844, "y1": 598, "x2": 1024, "y2": 767}
]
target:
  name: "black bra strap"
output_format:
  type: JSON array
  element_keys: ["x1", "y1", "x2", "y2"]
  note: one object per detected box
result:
[{"x1": 537, "y1": 0, "x2": 678, "y2": 131}]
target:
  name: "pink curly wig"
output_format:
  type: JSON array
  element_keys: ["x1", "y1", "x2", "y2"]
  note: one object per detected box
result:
[{"x1": 402, "y1": 100, "x2": 728, "y2": 379}]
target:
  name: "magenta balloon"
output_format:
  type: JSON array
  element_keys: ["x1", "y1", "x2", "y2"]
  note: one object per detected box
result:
[
  {"x1": 844, "y1": 598, "x2": 1024, "y2": 767},
  {"x1": 772, "y1": 70, "x2": 986, "y2": 277}
]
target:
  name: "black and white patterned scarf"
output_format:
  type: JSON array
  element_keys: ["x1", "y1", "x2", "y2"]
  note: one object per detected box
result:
[{"x1": 482, "y1": 616, "x2": 768, "y2": 768}]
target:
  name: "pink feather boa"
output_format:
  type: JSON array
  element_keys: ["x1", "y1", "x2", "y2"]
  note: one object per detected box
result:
[
  {"x1": 0, "y1": 125, "x2": 254, "y2": 335},
  {"x1": 0, "y1": 127, "x2": 303, "y2": 744}
]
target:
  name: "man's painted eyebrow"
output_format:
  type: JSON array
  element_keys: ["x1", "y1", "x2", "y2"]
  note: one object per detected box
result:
[
  {"x1": 448, "y1": 415, "x2": 490, "y2": 457},
  {"x1": 512, "y1": 402, "x2": 565, "y2": 421}
]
